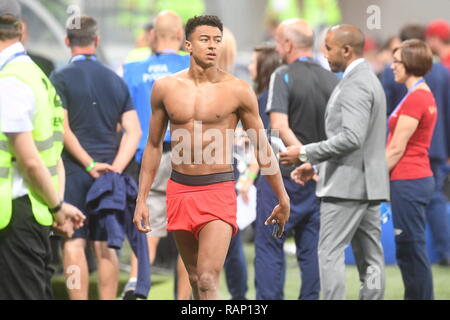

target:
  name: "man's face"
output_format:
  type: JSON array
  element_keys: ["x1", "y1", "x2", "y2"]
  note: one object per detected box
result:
[
  {"x1": 275, "y1": 26, "x2": 289, "y2": 63},
  {"x1": 324, "y1": 31, "x2": 346, "y2": 73},
  {"x1": 185, "y1": 25, "x2": 223, "y2": 68}
]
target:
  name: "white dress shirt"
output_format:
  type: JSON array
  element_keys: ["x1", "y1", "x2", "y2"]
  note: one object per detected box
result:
[
  {"x1": 0, "y1": 42, "x2": 36, "y2": 199},
  {"x1": 343, "y1": 58, "x2": 365, "y2": 78}
]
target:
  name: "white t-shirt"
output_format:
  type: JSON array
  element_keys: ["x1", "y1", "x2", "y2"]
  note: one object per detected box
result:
[{"x1": 0, "y1": 42, "x2": 36, "y2": 199}]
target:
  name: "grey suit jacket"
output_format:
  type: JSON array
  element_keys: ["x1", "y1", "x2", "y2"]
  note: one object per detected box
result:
[{"x1": 304, "y1": 61, "x2": 390, "y2": 201}]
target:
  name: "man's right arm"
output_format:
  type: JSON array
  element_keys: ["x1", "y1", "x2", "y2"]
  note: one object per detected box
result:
[
  {"x1": 134, "y1": 78, "x2": 169, "y2": 232},
  {"x1": 6, "y1": 131, "x2": 85, "y2": 236},
  {"x1": 0, "y1": 76, "x2": 83, "y2": 237},
  {"x1": 303, "y1": 83, "x2": 372, "y2": 165}
]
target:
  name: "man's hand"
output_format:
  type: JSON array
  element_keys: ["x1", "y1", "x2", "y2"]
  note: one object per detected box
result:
[
  {"x1": 52, "y1": 219, "x2": 75, "y2": 238},
  {"x1": 291, "y1": 162, "x2": 315, "y2": 186},
  {"x1": 133, "y1": 200, "x2": 151, "y2": 233},
  {"x1": 264, "y1": 199, "x2": 290, "y2": 238},
  {"x1": 279, "y1": 146, "x2": 301, "y2": 166},
  {"x1": 89, "y1": 162, "x2": 113, "y2": 179},
  {"x1": 109, "y1": 165, "x2": 123, "y2": 174},
  {"x1": 52, "y1": 202, "x2": 85, "y2": 238}
]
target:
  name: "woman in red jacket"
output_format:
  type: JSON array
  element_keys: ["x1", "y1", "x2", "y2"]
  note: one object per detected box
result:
[{"x1": 387, "y1": 39, "x2": 436, "y2": 300}]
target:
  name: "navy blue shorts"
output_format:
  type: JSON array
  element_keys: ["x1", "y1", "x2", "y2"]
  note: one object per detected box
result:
[{"x1": 64, "y1": 166, "x2": 108, "y2": 241}]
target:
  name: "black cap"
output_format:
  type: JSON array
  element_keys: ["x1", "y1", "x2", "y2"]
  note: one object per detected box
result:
[{"x1": 0, "y1": 0, "x2": 21, "y2": 20}]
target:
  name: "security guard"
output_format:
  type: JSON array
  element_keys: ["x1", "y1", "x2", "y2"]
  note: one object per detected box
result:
[{"x1": 0, "y1": 0, "x2": 84, "y2": 300}]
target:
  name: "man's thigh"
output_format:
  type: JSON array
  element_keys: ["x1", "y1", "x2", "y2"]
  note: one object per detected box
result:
[
  {"x1": 173, "y1": 230, "x2": 199, "y2": 274},
  {"x1": 197, "y1": 220, "x2": 232, "y2": 273},
  {"x1": 319, "y1": 198, "x2": 368, "y2": 252}
]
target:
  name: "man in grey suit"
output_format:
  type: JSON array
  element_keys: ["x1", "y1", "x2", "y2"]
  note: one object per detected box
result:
[{"x1": 289, "y1": 25, "x2": 390, "y2": 300}]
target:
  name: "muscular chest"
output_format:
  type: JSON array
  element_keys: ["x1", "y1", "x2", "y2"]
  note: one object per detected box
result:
[{"x1": 164, "y1": 83, "x2": 239, "y2": 124}]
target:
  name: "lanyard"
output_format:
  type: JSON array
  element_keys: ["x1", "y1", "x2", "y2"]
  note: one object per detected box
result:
[
  {"x1": 155, "y1": 49, "x2": 177, "y2": 56},
  {"x1": 298, "y1": 56, "x2": 311, "y2": 62},
  {"x1": 388, "y1": 79, "x2": 425, "y2": 120},
  {"x1": 0, "y1": 51, "x2": 27, "y2": 71},
  {"x1": 70, "y1": 54, "x2": 97, "y2": 63}
]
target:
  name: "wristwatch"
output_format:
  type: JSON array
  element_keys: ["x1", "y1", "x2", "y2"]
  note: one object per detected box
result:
[
  {"x1": 49, "y1": 200, "x2": 64, "y2": 214},
  {"x1": 298, "y1": 146, "x2": 308, "y2": 163}
]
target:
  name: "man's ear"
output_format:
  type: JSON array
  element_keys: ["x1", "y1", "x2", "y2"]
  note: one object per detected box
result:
[
  {"x1": 148, "y1": 29, "x2": 156, "y2": 44},
  {"x1": 177, "y1": 28, "x2": 184, "y2": 43},
  {"x1": 185, "y1": 39, "x2": 192, "y2": 55},
  {"x1": 64, "y1": 36, "x2": 71, "y2": 48},
  {"x1": 18, "y1": 22, "x2": 26, "y2": 42},
  {"x1": 94, "y1": 35, "x2": 100, "y2": 48},
  {"x1": 342, "y1": 45, "x2": 352, "y2": 57},
  {"x1": 286, "y1": 39, "x2": 293, "y2": 54}
]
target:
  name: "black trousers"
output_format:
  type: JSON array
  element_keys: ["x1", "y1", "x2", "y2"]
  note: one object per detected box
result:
[{"x1": 0, "y1": 195, "x2": 53, "y2": 300}]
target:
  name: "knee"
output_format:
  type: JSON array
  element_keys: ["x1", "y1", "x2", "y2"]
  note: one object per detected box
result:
[
  {"x1": 197, "y1": 270, "x2": 219, "y2": 292},
  {"x1": 93, "y1": 242, "x2": 114, "y2": 258},
  {"x1": 188, "y1": 273, "x2": 198, "y2": 288}
]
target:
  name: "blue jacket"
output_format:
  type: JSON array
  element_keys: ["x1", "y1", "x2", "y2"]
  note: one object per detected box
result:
[
  {"x1": 85, "y1": 172, "x2": 150, "y2": 299},
  {"x1": 380, "y1": 63, "x2": 450, "y2": 162}
]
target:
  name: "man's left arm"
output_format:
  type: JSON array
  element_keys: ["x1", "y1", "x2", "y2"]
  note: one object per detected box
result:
[
  {"x1": 303, "y1": 83, "x2": 372, "y2": 165},
  {"x1": 111, "y1": 110, "x2": 142, "y2": 173}
]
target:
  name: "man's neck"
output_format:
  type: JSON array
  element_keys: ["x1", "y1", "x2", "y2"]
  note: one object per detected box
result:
[
  {"x1": 71, "y1": 46, "x2": 96, "y2": 57},
  {"x1": 287, "y1": 49, "x2": 313, "y2": 64},
  {"x1": 343, "y1": 56, "x2": 363, "y2": 71},
  {"x1": 0, "y1": 39, "x2": 20, "y2": 53},
  {"x1": 188, "y1": 59, "x2": 221, "y2": 84}
]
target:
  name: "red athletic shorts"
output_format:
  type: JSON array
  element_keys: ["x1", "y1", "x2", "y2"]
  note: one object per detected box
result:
[{"x1": 166, "y1": 178, "x2": 238, "y2": 240}]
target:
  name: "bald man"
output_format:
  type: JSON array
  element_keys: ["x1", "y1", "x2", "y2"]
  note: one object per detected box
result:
[
  {"x1": 291, "y1": 24, "x2": 389, "y2": 300},
  {"x1": 122, "y1": 10, "x2": 190, "y2": 299},
  {"x1": 255, "y1": 19, "x2": 338, "y2": 300}
]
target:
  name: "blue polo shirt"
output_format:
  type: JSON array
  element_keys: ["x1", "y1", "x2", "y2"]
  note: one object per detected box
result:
[
  {"x1": 50, "y1": 55, "x2": 135, "y2": 173},
  {"x1": 123, "y1": 52, "x2": 190, "y2": 163}
]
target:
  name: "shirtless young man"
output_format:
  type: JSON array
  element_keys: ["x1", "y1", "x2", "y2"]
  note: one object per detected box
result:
[{"x1": 133, "y1": 15, "x2": 290, "y2": 300}]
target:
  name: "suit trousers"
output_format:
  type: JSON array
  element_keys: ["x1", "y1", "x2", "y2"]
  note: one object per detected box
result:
[{"x1": 319, "y1": 198, "x2": 385, "y2": 300}]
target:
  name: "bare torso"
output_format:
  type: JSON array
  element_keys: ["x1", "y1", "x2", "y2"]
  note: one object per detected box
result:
[{"x1": 160, "y1": 69, "x2": 243, "y2": 175}]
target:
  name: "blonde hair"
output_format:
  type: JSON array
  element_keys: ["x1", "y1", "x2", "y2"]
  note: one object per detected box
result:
[{"x1": 218, "y1": 27, "x2": 237, "y2": 73}]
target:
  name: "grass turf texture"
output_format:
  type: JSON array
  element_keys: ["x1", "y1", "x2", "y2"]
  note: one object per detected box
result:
[{"x1": 51, "y1": 241, "x2": 450, "y2": 300}]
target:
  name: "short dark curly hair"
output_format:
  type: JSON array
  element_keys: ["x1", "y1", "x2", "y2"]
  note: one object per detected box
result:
[{"x1": 185, "y1": 15, "x2": 223, "y2": 40}]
